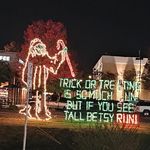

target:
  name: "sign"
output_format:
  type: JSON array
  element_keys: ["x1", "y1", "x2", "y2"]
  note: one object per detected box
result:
[
  {"x1": 27, "y1": 62, "x2": 33, "y2": 89},
  {"x1": 60, "y1": 78, "x2": 140, "y2": 125},
  {"x1": 0, "y1": 56, "x2": 10, "y2": 61}
]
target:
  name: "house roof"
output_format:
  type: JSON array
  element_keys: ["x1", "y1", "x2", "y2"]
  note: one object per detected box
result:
[{"x1": 93, "y1": 55, "x2": 148, "y2": 71}]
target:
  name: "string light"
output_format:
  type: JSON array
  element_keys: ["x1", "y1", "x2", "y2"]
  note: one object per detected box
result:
[
  {"x1": 56, "y1": 39, "x2": 75, "y2": 77},
  {"x1": 20, "y1": 38, "x2": 75, "y2": 120},
  {"x1": 38, "y1": 66, "x2": 42, "y2": 88},
  {"x1": 35, "y1": 90, "x2": 41, "y2": 120},
  {"x1": 33, "y1": 66, "x2": 38, "y2": 90}
]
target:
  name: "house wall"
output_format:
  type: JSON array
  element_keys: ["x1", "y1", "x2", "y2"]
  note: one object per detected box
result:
[{"x1": 93, "y1": 55, "x2": 149, "y2": 101}]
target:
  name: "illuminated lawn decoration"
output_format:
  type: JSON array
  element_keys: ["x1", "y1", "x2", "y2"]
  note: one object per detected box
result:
[
  {"x1": 20, "y1": 38, "x2": 75, "y2": 120},
  {"x1": 60, "y1": 78, "x2": 140, "y2": 125}
]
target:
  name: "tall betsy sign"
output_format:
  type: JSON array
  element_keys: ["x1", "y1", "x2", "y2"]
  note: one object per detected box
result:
[{"x1": 60, "y1": 78, "x2": 140, "y2": 125}]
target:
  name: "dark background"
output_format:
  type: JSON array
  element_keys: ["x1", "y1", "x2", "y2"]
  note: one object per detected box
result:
[{"x1": 0, "y1": 0, "x2": 150, "y2": 73}]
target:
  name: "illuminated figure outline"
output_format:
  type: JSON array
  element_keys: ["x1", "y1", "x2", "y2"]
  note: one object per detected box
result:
[{"x1": 19, "y1": 38, "x2": 75, "y2": 120}]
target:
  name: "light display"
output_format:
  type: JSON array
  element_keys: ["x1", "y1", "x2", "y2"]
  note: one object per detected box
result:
[
  {"x1": 56, "y1": 40, "x2": 75, "y2": 77},
  {"x1": 0, "y1": 89, "x2": 8, "y2": 97},
  {"x1": 60, "y1": 78, "x2": 140, "y2": 125},
  {"x1": 20, "y1": 38, "x2": 75, "y2": 120}
]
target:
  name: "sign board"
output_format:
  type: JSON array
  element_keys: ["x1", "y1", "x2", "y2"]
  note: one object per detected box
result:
[
  {"x1": 60, "y1": 78, "x2": 140, "y2": 125},
  {"x1": 27, "y1": 62, "x2": 33, "y2": 90},
  {"x1": 0, "y1": 56, "x2": 10, "y2": 61}
]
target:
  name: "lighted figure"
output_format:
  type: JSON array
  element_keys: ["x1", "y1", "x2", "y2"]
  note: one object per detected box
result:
[{"x1": 20, "y1": 38, "x2": 75, "y2": 120}]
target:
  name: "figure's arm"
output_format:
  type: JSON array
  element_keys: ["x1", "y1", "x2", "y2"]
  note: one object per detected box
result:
[
  {"x1": 56, "y1": 40, "x2": 75, "y2": 77},
  {"x1": 64, "y1": 52, "x2": 75, "y2": 77}
]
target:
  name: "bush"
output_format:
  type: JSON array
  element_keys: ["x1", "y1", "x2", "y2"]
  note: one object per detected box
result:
[{"x1": 71, "y1": 123, "x2": 150, "y2": 150}]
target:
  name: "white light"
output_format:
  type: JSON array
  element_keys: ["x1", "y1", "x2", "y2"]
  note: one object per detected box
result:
[
  {"x1": 88, "y1": 75, "x2": 92, "y2": 79},
  {"x1": 0, "y1": 56, "x2": 10, "y2": 61},
  {"x1": 19, "y1": 59, "x2": 24, "y2": 65},
  {"x1": 20, "y1": 38, "x2": 75, "y2": 120}
]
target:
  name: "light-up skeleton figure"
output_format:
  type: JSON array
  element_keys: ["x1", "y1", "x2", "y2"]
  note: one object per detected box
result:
[{"x1": 19, "y1": 38, "x2": 75, "y2": 120}]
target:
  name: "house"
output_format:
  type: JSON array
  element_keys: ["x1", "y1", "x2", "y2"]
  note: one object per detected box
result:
[
  {"x1": 93, "y1": 55, "x2": 149, "y2": 100},
  {"x1": 0, "y1": 51, "x2": 25, "y2": 106}
]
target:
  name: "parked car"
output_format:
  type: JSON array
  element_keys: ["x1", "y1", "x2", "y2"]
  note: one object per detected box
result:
[{"x1": 135, "y1": 100, "x2": 150, "y2": 116}]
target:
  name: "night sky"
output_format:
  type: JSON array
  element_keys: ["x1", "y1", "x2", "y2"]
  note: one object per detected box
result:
[{"x1": 0, "y1": 1, "x2": 150, "y2": 73}]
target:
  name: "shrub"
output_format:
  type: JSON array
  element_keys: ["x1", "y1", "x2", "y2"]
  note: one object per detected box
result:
[{"x1": 71, "y1": 123, "x2": 149, "y2": 150}]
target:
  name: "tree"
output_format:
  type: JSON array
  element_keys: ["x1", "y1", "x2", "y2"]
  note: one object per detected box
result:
[
  {"x1": 3, "y1": 41, "x2": 22, "y2": 87},
  {"x1": 4, "y1": 41, "x2": 21, "y2": 52},
  {"x1": 141, "y1": 59, "x2": 150, "y2": 89},
  {"x1": 123, "y1": 69, "x2": 136, "y2": 81},
  {"x1": 0, "y1": 61, "x2": 12, "y2": 84},
  {"x1": 100, "y1": 72, "x2": 116, "y2": 80},
  {"x1": 19, "y1": 19, "x2": 77, "y2": 119},
  {"x1": 19, "y1": 20, "x2": 77, "y2": 81}
]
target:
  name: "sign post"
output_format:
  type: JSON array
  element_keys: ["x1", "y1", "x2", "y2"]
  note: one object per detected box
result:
[{"x1": 23, "y1": 62, "x2": 33, "y2": 150}]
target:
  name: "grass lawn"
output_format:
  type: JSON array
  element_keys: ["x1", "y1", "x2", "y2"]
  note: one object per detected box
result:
[
  {"x1": 0, "y1": 125, "x2": 74, "y2": 150},
  {"x1": 0, "y1": 124, "x2": 150, "y2": 150},
  {"x1": 0, "y1": 111, "x2": 150, "y2": 150}
]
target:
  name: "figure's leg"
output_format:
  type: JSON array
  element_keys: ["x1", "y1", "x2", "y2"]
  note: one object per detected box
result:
[
  {"x1": 19, "y1": 104, "x2": 33, "y2": 119},
  {"x1": 43, "y1": 66, "x2": 51, "y2": 120},
  {"x1": 35, "y1": 90, "x2": 41, "y2": 120},
  {"x1": 33, "y1": 66, "x2": 38, "y2": 90}
]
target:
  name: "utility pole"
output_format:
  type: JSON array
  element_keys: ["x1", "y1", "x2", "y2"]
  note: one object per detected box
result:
[
  {"x1": 138, "y1": 49, "x2": 141, "y2": 99},
  {"x1": 23, "y1": 62, "x2": 33, "y2": 150}
]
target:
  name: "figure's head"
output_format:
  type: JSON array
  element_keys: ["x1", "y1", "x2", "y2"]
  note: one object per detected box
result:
[{"x1": 29, "y1": 38, "x2": 47, "y2": 57}]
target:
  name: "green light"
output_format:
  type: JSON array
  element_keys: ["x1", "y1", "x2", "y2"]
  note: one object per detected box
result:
[
  {"x1": 86, "y1": 112, "x2": 98, "y2": 122},
  {"x1": 98, "y1": 101, "x2": 114, "y2": 112},
  {"x1": 59, "y1": 78, "x2": 82, "y2": 89},
  {"x1": 85, "y1": 80, "x2": 96, "y2": 89},
  {"x1": 124, "y1": 92, "x2": 138, "y2": 101},
  {"x1": 66, "y1": 100, "x2": 82, "y2": 110},
  {"x1": 99, "y1": 80, "x2": 115, "y2": 90},
  {"x1": 86, "y1": 101, "x2": 94, "y2": 110},
  {"x1": 76, "y1": 90, "x2": 87, "y2": 99},
  {"x1": 60, "y1": 78, "x2": 139, "y2": 125},
  {"x1": 117, "y1": 103, "x2": 135, "y2": 113},
  {"x1": 64, "y1": 110, "x2": 85, "y2": 121},
  {"x1": 123, "y1": 81, "x2": 141, "y2": 91},
  {"x1": 64, "y1": 89, "x2": 72, "y2": 99}
]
